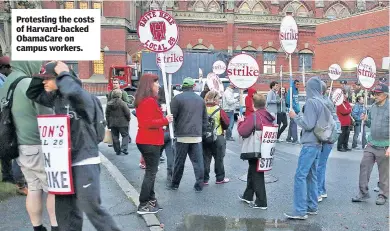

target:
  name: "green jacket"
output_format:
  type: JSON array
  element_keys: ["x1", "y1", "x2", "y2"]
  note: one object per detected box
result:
[
  {"x1": 365, "y1": 98, "x2": 389, "y2": 148},
  {"x1": 0, "y1": 61, "x2": 53, "y2": 145},
  {"x1": 107, "y1": 89, "x2": 130, "y2": 104}
]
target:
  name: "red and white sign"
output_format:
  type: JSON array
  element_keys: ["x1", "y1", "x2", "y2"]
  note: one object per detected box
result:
[
  {"x1": 357, "y1": 57, "x2": 376, "y2": 89},
  {"x1": 212, "y1": 60, "x2": 226, "y2": 75},
  {"x1": 227, "y1": 54, "x2": 259, "y2": 89},
  {"x1": 137, "y1": 10, "x2": 178, "y2": 53},
  {"x1": 37, "y1": 115, "x2": 74, "y2": 195},
  {"x1": 156, "y1": 44, "x2": 183, "y2": 74},
  {"x1": 207, "y1": 72, "x2": 224, "y2": 94},
  {"x1": 257, "y1": 125, "x2": 278, "y2": 172},
  {"x1": 332, "y1": 88, "x2": 344, "y2": 106},
  {"x1": 328, "y1": 64, "x2": 342, "y2": 80},
  {"x1": 280, "y1": 15, "x2": 298, "y2": 54}
]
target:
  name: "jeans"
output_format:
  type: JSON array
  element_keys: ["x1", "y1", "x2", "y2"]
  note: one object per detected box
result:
[
  {"x1": 161, "y1": 138, "x2": 175, "y2": 181},
  {"x1": 352, "y1": 123, "x2": 367, "y2": 148},
  {"x1": 111, "y1": 126, "x2": 129, "y2": 153},
  {"x1": 317, "y1": 143, "x2": 333, "y2": 196},
  {"x1": 287, "y1": 119, "x2": 298, "y2": 142},
  {"x1": 277, "y1": 112, "x2": 288, "y2": 139},
  {"x1": 292, "y1": 145, "x2": 321, "y2": 216},
  {"x1": 226, "y1": 111, "x2": 235, "y2": 139},
  {"x1": 203, "y1": 135, "x2": 226, "y2": 182},
  {"x1": 56, "y1": 164, "x2": 120, "y2": 231},
  {"x1": 171, "y1": 142, "x2": 204, "y2": 190},
  {"x1": 242, "y1": 159, "x2": 267, "y2": 207},
  {"x1": 137, "y1": 144, "x2": 161, "y2": 206}
]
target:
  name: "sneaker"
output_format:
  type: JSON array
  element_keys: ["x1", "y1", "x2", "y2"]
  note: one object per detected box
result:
[
  {"x1": 137, "y1": 203, "x2": 159, "y2": 215},
  {"x1": 374, "y1": 187, "x2": 380, "y2": 192},
  {"x1": 204, "y1": 181, "x2": 209, "y2": 186},
  {"x1": 160, "y1": 157, "x2": 165, "y2": 162},
  {"x1": 321, "y1": 193, "x2": 328, "y2": 198},
  {"x1": 121, "y1": 150, "x2": 129, "y2": 155},
  {"x1": 249, "y1": 202, "x2": 267, "y2": 210},
  {"x1": 376, "y1": 195, "x2": 387, "y2": 205},
  {"x1": 318, "y1": 196, "x2": 323, "y2": 202},
  {"x1": 285, "y1": 139, "x2": 292, "y2": 143},
  {"x1": 194, "y1": 186, "x2": 203, "y2": 193},
  {"x1": 238, "y1": 195, "x2": 252, "y2": 204},
  {"x1": 216, "y1": 178, "x2": 230, "y2": 184},
  {"x1": 307, "y1": 210, "x2": 318, "y2": 215},
  {"x1": 284, "y1": 213, "x2": 308, "y2": 220},
  {"x1": 166, "y1": 185, "x2": 178, "y2": 191},
  {"x1": 149, "y1": 200, "x2": 163, "y2": 210},
  {"x1": 352, "y1": 194, "x2": 370, "y2": 202}
]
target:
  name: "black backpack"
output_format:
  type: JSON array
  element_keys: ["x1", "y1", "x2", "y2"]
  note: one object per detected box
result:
[
  {"x1": 204, "y1": 107, "x2": 221, "y2": 144},
  {"x1": 91, "y1": 95, "x2": 107, "y2": 144},
  {"x1": 0, "y1": 76, "x2": 30, "y2": 160}
]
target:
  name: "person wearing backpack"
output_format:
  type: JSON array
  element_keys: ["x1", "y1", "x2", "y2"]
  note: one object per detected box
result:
[
  {"x1": 26, "y1": 61, "x2": 120, "y2": 231},
  {"x1": 0, "y1": 60, "x2": 58, "y2": 231},
  {"x1": 317, "y1": 81, "x2": 341, "y2": 203},
  {"x1": 203, "y1": 90, "x2": 230, "y2": 185},
  {"x1": 284, "y1": 76, "x2": 326, "y2": 220}
]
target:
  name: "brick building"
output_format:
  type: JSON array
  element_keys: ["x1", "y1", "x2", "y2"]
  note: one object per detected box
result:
[{"x1": 0, "y1": 0, "x2": 388, "y2": 89}]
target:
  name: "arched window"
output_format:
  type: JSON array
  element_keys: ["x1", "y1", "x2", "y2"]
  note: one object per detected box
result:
[
  {"x1": 299, "y1": 49, "x2": 314, "y2": 71},
  {"x1": 238, "y1": 2, "x2": 251, "y2": 14},
  {"x1": 325, "y1": 3, "x2": 351, "y2": 20},
  {"x1": 208, "y1": 1, "x2": 220, "y2": 12},
  {"x1": 263, "y1": 47, "x2": 278, "y2": 74},
  {"x1": 93, "y1": 51, "x2": 104, "y2": 74},
  {"x1": 252, "y1": 2, "x2": 266, "y2": 15},
  {"x1": 282, "y1": 1, "x2": 309, "y2": 17},
  {"x1": 238, "y1": 1, "x2": 267, "y2": 14},
  {"x1": 193, "y1": 0, "x2": 206, "y2": 12}
]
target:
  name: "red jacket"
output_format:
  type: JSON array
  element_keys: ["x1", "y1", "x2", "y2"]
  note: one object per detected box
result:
[
  {"x1": 245, "y1": 87, "x2": 257, "y2": 116},
  {"x1": 135, "y1": 97, "x2": 168, "y2": 145},
  {"x1": 337, "y1": 101, "x2": 352, "y2": 126}
]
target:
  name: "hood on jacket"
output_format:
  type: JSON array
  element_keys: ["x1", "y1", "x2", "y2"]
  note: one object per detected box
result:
[
  {"x1": 306, "y1": 76, "x2": 323, "y2": 99},
  {"x1": 320, "y1": 81, "x2": 327, "y2": 95},
  {"x1": 248, "y1": 87, "x2": 257, "y2": 98},
  {"x1": 9, "y1": 61, "x2": 42, "y2": 78},
  {"x1": 107, "y1": 98, "x2": 123, "y2": 109}
]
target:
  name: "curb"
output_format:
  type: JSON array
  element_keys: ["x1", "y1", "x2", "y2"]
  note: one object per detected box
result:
[{"x1": 99, "y1": 153, "x2": 163, "y2": 231}]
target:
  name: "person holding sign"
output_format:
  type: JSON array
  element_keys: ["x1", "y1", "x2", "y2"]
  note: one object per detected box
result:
[
  {"x1": 134, "y1": 73, "x2": 173, "y2": 214},
  {"x1": 352, "y1": 83, "x2": 389, "y2": 206},
  {"x1": 284, "y1": 77, "x2": 326, "y2": 220},
  {"x1": 285, "y1": 80, "x2": 300, "y2": 144},
  {"x1": 237, "y1": 93, "x2": 275, "y2": 209},
  {"x1": 26, "y1": 61, "x2": 121, "y2": 231}
]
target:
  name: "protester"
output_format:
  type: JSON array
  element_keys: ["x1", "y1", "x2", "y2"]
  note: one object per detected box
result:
[
  {"x1": 245, "y1": 87, "x2": 257, "y2": 116},
  {"x1": 286, "y1": 80, "x2": 300, "y2": 144},
  {"x1": 222, "y1": 83, "x2": 236, "y2": 141},
  {"x1": 133, "y1": 73, "x2": 172, "y2": 214},
  {"x1": 238, "y1": 93, "x2": 274, "y2": 209},
  {"x1": 284, "y1": 76, "x2": 324, "y2": 220},
  {"x1": 0, "y1": 55, "x2": 11, "y2": 86},
  {"x1": 107, "y1": 78, "x2": 131, "y2": 105},
  {"x1": 26, "y1": 61, "x2": 120, "y2": 230},
  {"x1": 106, "y1": 89, "x2": 131, "y2": 155},
  {"x1": 336, "y1": 91, "x2": 352, "y2": 152},
  {"x1": 352, "y1": 83, "x2": 389, "y2": 205},
  {"x1": 351, "y1": 96, "x2": 366, "y2": 149},
  {"x1": 266, "y1": 81, "x2": 280, "y2": 124},
  {"x1": 200, "y1": 84, "x2": 210, "y2": 99},
  {"x1": 1, "y1": 60, "x2": 57, "y2": 231},
  {"x1": 203, "y1": 90, "x2": 230, "y2": 185},
  {"x1": 317, "y1": 81, "x2": 341, "y2": 202},
  {"x1": 352, "y1": 82, "x2": 364, "y2": 104},
  {"x1": 168, "y1": 77, "x2": 208, "y2": 192},
  {"x1": 277, "y1": 86, "x2": 288, "y2": 141}
]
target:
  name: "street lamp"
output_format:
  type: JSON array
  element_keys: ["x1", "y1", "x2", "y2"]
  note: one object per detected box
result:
[{"x1": 344, "y1": 60, "x2": 357, "y2": 69}]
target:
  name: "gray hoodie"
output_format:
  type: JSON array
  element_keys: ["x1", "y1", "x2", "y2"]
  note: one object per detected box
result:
[
  {"x1": 293, "y1": 76, "x2": 325, "y2": 145},
  {"x1": 321, "y1": 81, "x2": 341, "y2": 133}
]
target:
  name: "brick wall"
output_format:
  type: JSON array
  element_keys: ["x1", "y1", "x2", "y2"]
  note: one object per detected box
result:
[{"x1": 315, "y1": 8, "x2": 389, "y2": 70}]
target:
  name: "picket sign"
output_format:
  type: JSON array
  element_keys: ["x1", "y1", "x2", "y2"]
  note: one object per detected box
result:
[
  {"x1": 257, "y1": 125, "x2": 278, "y2": 172},
  {"x1": 37, "y1": 115, "x2": 74, "y2": 195},
  {"x1": 328, "y1": 64, "x2": 342, "y2": 99}
]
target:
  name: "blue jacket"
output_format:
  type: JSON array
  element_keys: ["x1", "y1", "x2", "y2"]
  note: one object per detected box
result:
[
  {"x1": 286, "y1": 86, "x2": 300, "y2": 113},
  {"x1": 352, "y1": 103, "x2": 365, "y2": 124}
]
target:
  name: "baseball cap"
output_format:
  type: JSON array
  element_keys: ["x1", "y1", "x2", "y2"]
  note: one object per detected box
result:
[
  {"x1": 373, "y1": 83, "x2": 389, "y2": 93},
  {"x1": 36, "y1": 62, "x2": 57, "y2": 79},
  {"x1": 182, "y1": 77, "x2": 195, "y2": 87},
  {"x1": 0, "y1": 56, "x2": 10, "y2": 66}
]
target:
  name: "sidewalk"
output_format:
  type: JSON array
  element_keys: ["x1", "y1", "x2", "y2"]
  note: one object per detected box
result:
[{"x1": 0, "y1": 165, "x2": 148, "y2": 231}]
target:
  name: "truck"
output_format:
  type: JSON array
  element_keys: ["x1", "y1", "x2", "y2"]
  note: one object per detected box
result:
[{"x1": 107, "y1": 65, "x2": 139, "y2": 107}]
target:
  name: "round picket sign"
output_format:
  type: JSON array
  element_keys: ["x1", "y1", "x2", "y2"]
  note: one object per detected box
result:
[
  {"x1": 332, "y1": 88, "x2": 344, "y2": 106},
  {"x1": 137, "y1": 10, "x2": 178, "y2": 53},
  {"x1": 328, "y1": 64, "x2": 342, "y2": 80},
  {"x1": 212, "y1": 61, "x2": 226, "y2": 75},
  {"x1": 227, "y1": 54, "x2": 259, "y2": 89},
  {"x1": 156, "y1": 44, "x2": 184, "y2": 74},
  {"x1": 357, "y1": 57, "x2": 376, "y2": 89},
  {"x1": 280, "y1": 15, "x2": 298, "y2": 54},
  {"x1": 207, "y1": 72, "x2": 224, "y2": 94}
]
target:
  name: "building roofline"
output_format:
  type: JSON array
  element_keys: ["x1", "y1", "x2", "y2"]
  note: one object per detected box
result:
[{"x1": 317, "y1": 7, "x2": 389, "y2": 26}]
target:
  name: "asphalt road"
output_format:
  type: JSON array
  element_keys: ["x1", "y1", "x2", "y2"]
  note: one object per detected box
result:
[{"x1": 99, "y1": 113, "x2": 389, "y2": 231}]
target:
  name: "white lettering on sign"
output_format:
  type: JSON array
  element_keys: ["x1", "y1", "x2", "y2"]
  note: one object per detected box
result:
[
  {"x1": 328, "y1": 64, "x2": 342, "y2": 80},
  {"x1": 357, "y1": 57, "x2": 376, "y2": 89},
  {"x1": 257, "y1": 125, "x2": 278, "y2": 172},
  {"x1": 156, "y1": 44, "x2": 183, "y2": 74},
  {"x1": 212, "y1": 60, "x2": 226, "y2": 75},
  {"x1": 227, "y1": 54, "x2": 259, "y2": 89},
  {"x1": 37, "y1": 115, "x2": 74, "y2": 195},
  {"x1": 279, "y1": 15, "x2": 298, "y2": 54},
  {"x1": 332, "y1": 88, "x2": 344, "y2": 106},
  {"x1": 138, "y1": 10, "x2": 178, "y2": 53}
]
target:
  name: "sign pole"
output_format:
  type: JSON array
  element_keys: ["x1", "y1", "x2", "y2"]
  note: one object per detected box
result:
[
  {"x1": 280, "y1": 65, "x2": 283, "y2": 112},
  {"x1": 359, "y1": 89, "x2": 368, "y2": 144},
  {"x1": 158, "y1": 53, "x2": 175, "y2": 139},
  {"x1": 328, "y1": 80, "x2": 333, "y2": 98},
  {"x1": 168, "y1": 73, "x2": 172, "y2": 100},
  {"x1": 289, "y1": 54, "x2": 293, "y2": 110}
]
